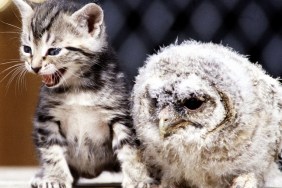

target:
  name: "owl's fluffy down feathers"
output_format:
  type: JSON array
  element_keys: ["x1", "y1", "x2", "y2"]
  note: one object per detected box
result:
[{"x1": 131, "y1": 41, "x2": 282, "y2": 187}]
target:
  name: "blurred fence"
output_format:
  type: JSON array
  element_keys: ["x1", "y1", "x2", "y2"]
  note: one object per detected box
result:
[{"x1": 98, "y1": 0, "x2": 282, "y2": 82}]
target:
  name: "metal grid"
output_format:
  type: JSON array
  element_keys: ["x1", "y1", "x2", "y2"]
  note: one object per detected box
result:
[{"x1": 99, "y1": 0, "x2": 282, "y2": 82}]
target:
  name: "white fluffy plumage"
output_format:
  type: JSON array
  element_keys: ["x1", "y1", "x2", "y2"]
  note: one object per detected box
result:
[{"x1": 131, "y1": 41, "x2": 282, "y2": 187}]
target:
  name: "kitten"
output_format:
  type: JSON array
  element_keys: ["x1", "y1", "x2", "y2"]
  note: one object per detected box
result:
[{"x1": 13, "y1": 0, "x2": 152, "y2": 187}]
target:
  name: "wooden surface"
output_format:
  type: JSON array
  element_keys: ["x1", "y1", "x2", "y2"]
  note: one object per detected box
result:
[
  {"x1": 0, "y1": 167, "x2": 122, "y2": 188},
  {"x1": 0, "y1": 3, "x2": 40, "y2": 166}
]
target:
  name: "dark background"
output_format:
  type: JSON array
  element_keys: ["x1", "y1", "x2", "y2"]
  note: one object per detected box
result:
[
  {"x1": 0, "y1": 0, "x2": 281, "y2": 165},
  {"x1": 100, "y1": 0, "x2": 282, "y2": 82}
]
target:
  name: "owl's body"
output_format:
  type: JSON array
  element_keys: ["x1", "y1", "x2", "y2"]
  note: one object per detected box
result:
[{"x1": 132, "y1": 41, "x2": 282, "y2": 187}]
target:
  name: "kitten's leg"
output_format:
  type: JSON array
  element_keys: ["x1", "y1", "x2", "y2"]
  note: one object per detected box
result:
[
  {"x1": 31, "y1": 122, "x2": 73, "y2": 188},
  {"x1": 231, "y1": 173, "x2": 258, "y2": 188},
  {"x1": 111, "y1": 120, "x2": 157, "y2": 188}
]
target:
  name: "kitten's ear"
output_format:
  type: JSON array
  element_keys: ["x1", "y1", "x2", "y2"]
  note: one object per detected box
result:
[
  {"x1": 71, "y1": 3, "x2": 104, "y2": 37},
  {"x1": 13, "y1": 0, "x2": 33, "y2": 18}
]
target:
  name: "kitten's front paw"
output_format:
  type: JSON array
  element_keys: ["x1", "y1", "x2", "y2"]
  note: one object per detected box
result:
[
  {"x1": 30, "y1": 177, "x2": 72, "y2": 188},
  {"x1": 231, "y1": 173, "x2": 257, "y2": 188}
]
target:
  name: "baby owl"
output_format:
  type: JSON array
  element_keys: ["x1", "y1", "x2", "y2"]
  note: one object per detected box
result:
[{"x1": 131, "y1": 41, "x2": 282, "y2": 187}]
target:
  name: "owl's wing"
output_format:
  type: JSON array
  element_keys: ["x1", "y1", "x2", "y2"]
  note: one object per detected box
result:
[
  {"x1": 264, "y1": 147, "x2": 282, "y2": 186},
  {"x1": 259, "y1": 96, "x2": 282, "y2": 187}
]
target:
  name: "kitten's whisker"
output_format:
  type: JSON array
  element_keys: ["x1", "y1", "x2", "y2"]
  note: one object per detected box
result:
[
  {"x1": 68, "y1": 71, "x2": 81, "y2": 79},
  {"x1": 12, "y1": 9, "x2": 22, "y2": 24},
  {"x1": 56, "y1": 69, "x2": 68, "y2": 91},
  {"x1": 9, "y1": 69, "x2": 21, "y2": 92},
  {"x1": 55, "y1": 70, "x2": 61, "y2": 86},
  {"x1": 0, "y1": 32, "x2": 21, "y2": 34},
  {"x1": 60, "y1": 71, "x2": 69, "y2": 89},
  {"x1": 66, "y1": 68, "x2": 82, "y2": 79},
  {"x1": 9, "y1": 37, "x2": 20, "y2": 41},
  {"x1": 0, "y1": 20, "x2": 21, "y2": 30},
  {"x1": 6, "y1": 66, "x2": 24, "y2": 91},
  {"x1": 17, "y1": 67, "x2": 27, "y2": 92},
  {"x1": 0, "y1": 61, "x2": 21, "y2": 65},
  {"x1": 0, "y1": 64, "x2": 23, "y2": 83},
  {"x1": 14, "y1": 65, "x2": 26, "y2": 92},
  {"x1": 16, "y1": 65, "x2": 27, "y2": 92},
  {"x1": 0, "y1": 65, "x2": 20, "y2": 83},
  {"x1": 0, "y1": 66, "x2": 22, "y2": 81},
  {"x1": 18, "y1": 68, "x2": 27, "y2": 90},
  {"x1": 67, "y1": 70, "x2": 83, "y2": 90},
  {"x1": 0, "y1": 58, "x2": 20, "y2": 61},
  {"x1": 0, "y1": 64, "x2": 23, "y2": 74},
  {"x1": 57, "y1": 60, "x2": 82, "y2": 79},
  {"x1": 67, "y1": 68, "x2": 85, "y2": 92},
  {"x1": 61, "y1": 75, "x2": 68, "y2": 91}
]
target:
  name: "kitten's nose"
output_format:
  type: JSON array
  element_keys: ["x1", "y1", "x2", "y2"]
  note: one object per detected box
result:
[{"x1": 31, "y1": 66, "x2": 41, "y2": 74}]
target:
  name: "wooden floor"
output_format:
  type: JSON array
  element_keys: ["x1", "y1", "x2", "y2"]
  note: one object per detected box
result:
[
  {"x1": 0, "y1": 167, "x2": 122, "y2": 188},
  {"x1": 1, "y1": 167, "x2": 282, "y2": 187}
]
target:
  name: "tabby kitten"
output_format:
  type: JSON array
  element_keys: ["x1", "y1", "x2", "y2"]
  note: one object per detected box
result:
[{"x1": 13, "y1": 0, "x2": 150, "y2": 187}]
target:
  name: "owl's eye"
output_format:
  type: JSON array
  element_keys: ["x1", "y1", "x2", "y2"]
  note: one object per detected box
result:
[
  {"x1": 47, "y1": 48, "x2": 61, "y2": 56},
  {"x1": 151, "y1": 97, "x2": 158, "y2": 108},
  {"x1": 23, "y1": 45, "x2": 32, "y2": 54},
  {"x1": 183, "y1": 97, "x2": 204, "y2": 110}
]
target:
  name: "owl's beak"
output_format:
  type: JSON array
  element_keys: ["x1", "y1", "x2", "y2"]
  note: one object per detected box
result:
[{"x1": 159, "y1": 106, "x2": 185, "y2": 138}]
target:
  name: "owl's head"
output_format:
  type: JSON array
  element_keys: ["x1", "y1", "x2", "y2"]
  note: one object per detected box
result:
[{"x1": 133, "y1": 41, "x2": 258, "y2": 144}]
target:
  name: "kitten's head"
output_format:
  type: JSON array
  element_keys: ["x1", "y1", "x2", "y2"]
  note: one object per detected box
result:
[{"x1": 13, "y1": 0, "x2": 106, "y2": 88}]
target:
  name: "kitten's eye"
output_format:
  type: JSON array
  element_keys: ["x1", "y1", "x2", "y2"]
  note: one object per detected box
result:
[
  {"x1": 182, "y1": 97, "x2": 204, "y2": 110},
  {"x1": 23, "y1": 45, "x2": 32, "y2": 54},
  {"x1": 47, "y1": 48, "x2": 61, "y2": 56}
]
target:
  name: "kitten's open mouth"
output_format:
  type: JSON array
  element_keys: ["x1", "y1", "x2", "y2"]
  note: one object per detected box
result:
[{"x1": 41, "y1": 68, "x2": 67, "y2": 87}]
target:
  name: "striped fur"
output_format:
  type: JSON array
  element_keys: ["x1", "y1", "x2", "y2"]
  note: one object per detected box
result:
[{"x1": 13, "y1": 0, "x2": 145, "y2": 187}]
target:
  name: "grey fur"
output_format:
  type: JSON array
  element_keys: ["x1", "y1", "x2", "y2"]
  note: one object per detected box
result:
[
  {"x1": 13, "y1": 0, "x2": 141, "y2": 187},
  {"x1": 131, "y1": 41, "x2": 282, "y2": 187}
]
